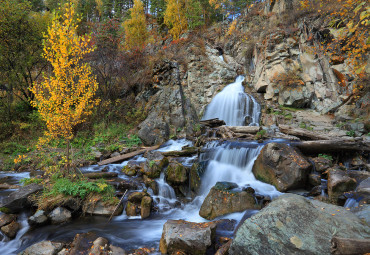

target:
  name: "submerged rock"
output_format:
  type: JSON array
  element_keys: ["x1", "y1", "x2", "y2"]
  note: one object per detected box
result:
[
  {"x1": 252, "y1": 143, "x2": 311, "y2": 191},
  {"x1": 199, "y1": 182, "x2": 258, "y2": 220},
  {"x1": 229, "y1": 194, "x2": 370, "y2": 255},
  {"x1": 19, "y1": 241, "x2": 64, "y2": 255},
  {"x1": 159, "y1": 220, "x2": 217, "y2": 255}
]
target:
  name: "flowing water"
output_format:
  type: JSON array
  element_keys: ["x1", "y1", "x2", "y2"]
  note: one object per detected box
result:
[
  {"x1": 202, "y1": 76, "x2": 261, "y2": 126},
  {"x1": 0, "y1": 77, "x2": 281, "y2": 254}
]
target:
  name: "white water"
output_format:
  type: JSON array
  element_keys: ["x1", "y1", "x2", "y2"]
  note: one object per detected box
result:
[{"x1": 202, "y1": 76, "x2": 261, "y2": 126}]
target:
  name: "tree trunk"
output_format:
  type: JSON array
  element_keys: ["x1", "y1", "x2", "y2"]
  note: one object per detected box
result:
[
  {"x1": 279, "y1": 124, "x2": 330, "y2": 140},
  {"x1": 292, "y1": 139, "x2": 370, "y2": 154},
  {"x1": 331, "y1": 237, "x2": 370, "y2": 255},
  {"x1": 66, "y1": 139, "x2": 70, "y2": 176}
]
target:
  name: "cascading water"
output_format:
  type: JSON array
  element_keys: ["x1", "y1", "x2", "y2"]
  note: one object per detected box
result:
[{"x1": 202, "y1": 76, "x2": 261, "y2": 126}]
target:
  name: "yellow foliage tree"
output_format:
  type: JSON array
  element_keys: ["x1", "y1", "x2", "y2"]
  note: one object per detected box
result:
[
  {"x1": 30, "y1": 2, "x2": 99, "y2": 172},
  {"x1": 123, "y1": 0, "x2": 148, "y2": 50},
  {"x1": 164, "y1": 0, "x2": 188, "y2": 39}
]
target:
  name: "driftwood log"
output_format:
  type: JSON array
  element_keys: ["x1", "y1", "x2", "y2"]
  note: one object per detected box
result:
[
  {"x1": 293, "y1": 139, "x2": 370, "y2": 153},
  {"x1": 98, "y1": 145, "x2": 160, "y2": 166},
  {"x1": 200, "y1": 118, "x2": 226, "y2": 128},
  {"x1": 0, "y1": 184, "x2": 20, "y2": 190},
  {"x1": 161, "y1": 147, "x2": 199, "y2": 157},
  {"x1": 227, "y1": 126, "x2": 261, "y2": 134},
  {"x1": 279, "y1": 125, "x2": 330, "y2": 140},
  {"x1": 331, "y1": 237, "x2": 370, "y2": 255},
  {"x1": 215, "y1": 240, "x2": 232, "y2": 255}
]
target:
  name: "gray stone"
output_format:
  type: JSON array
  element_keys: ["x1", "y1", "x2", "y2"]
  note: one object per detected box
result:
[
  {"x1": 328, "y1": 170, "x2": 357, "y2": 203},
  {"x1": 199, "y1": 182, "x2": 258, "y2": 220},
  {"x1": 0, "y1": 213, "x2": 17, "y2": 227},
  {"x1": 1, "y1": 221, "x2": 20, "y2": 238},
  {"x1": 110, "y1": 245, "x2": 127, "y2": 255},
  {"x1": 28, "y1": 210, "x2": 48, "y2": 227},
  {"x1": 229, "y1": 194, "x2": 370, "y2": 255},
  {"x1": 49, "y1": 207, "x2": 71, "y2": 224},
  {"x1": 84, "y1": 200, "x2": 123, "y2": 217},
  {"x1": 0, "y1": 184, "x2": 43, "y2": 213},
  {"x1": 19, "y1": 241, "x2": 64, "y2": 255},
  {"x1": 159, "y1": 220, "x2": 217, "y2": 255}
]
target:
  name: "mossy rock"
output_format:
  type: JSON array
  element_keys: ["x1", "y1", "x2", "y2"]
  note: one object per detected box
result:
[
  {"x1": 165, "y1": 162, "x2": 188, "y2": 185},
  {"x1": 190, "y1": 163, "x2": 201, "y2": 193}
]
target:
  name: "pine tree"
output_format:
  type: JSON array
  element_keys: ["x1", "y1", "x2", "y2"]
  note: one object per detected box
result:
[{"x1": 123, "y1": 0, "x2": 148, "y2": 50}]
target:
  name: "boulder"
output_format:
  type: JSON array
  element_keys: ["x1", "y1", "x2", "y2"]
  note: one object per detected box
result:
[
  {"x1": 84, "y1": 200, "x2": 123, "y2": 217},
  {"x1": 229, "y1": 194, "x2": 370, "y2": 255},
  {"x1": 125, "y1": 201, "x2": 140, "y2": 217},
  {"x1": 49, "y1": 207, "x2": 72, "y2": 224},
  {"x1": 141, "y1": 196, "x2": 152, "y2": 219},
  {"x1": 357, "y1": 177, "x2": 370, "y2": 197},
  {"x1": 252, "y1": 143, "x2": 312, "y2": 191},
  {"x1": 199, "y1": 182, "x2": 258, "y2": 220},
  {"x1": 110, "y1": 245, "x2": 127, "y2": 255},
  {"x1": 89, "y1": 237, "x2": 109, "y2": 255},
  {"x1": 69, "y1": 232, "x2": 97, "y2": 255},
  {"x1": 141, "y1": 157, "x2": 169, "y2": 179},
  {"x1": 165, "y1": 162, "x2": 188, "y2": 185},
  {"x1": 278, "y1": 86, "x2": 314, "y2": 108},
  {"x1": 310, "y1": 157, "x2": 332, "y2": 172},
  {"x1": 328, "y1": 169, "x2": 357, "y2": 203},
  {"x1": 0, "y1": 184, "x2": 43, "y2": 213},
  {"x1": 308, "y1": 173, "x2": 321, "y2": 187},
  {"x1": 0, "y1": 213, "x2": 17, "y2": 227},
  {"x1": 138, "y1": 112, "x2": 170, "y2": 146},
  {"x1": 19, "y1": 241, "x2": 64, "y2": 255},
  {"x1": 189, "y1": 163, "x2": 201, "y2": 194},
  {"x1": 1, "y1": 220, "x2": 20, "y2": 238},
  {"x1": 159, "y1": 220, "x2": 217, "y2": 255},
  {"x1": 28, "y1": 210, "x2": 48, "y2": 227},
  {"x1": 122, "y1": 162, "x2": 140, "y2": 177},
  {"x1": 107, "y1": 178, "x2": 141, "y2": 191}
]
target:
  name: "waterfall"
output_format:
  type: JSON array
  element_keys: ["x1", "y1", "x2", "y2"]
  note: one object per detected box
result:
[
  {"x1": 199, "y1": 141, "x2": 281, "y2": 198},
  {"x1": 202, "y1": 76, "x2": 261, "y2": 126}
]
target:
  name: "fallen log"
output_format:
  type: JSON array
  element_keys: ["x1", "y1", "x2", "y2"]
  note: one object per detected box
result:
[
  {"x1": 200, "y1": 118, "x2": 226, "y2": 128},
  {"x1": 227, "y1": 126, "x2": 261, "y2": 134},
  {"x1": 218, "y1": 126, "x2": 235, "y2": 139},
  {"x1": 0, "y1": 184, "x2": 20, "y2": 190},
  {"x1": 98, "y1": 145, "x2": 160, "y2": 166},
  {"x1": 83, "y1": 172, "x2": 118, "y2": 179},
  {"x1": 215, "y1": 240, "x2": 232, "y2": 255},
  {"x1": 293, "y1": 139, "x2": 370, "y2": 154},
  {"x1": 279, "y1": 125, "x2": 330, "y2": 140},
  {"x1": 161, "y1": 147, "x2": 199, "y2": 157},
  {"x1": 331, "y1": 237, "x2": 370, "y2": 255}
]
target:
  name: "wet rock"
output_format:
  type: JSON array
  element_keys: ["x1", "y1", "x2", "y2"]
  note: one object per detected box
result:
[
  {"x1": 0, "y1": 213, "x2": 17, "y2": 227},
  {"x1": 0, "y1": 184, "x2": 43, "y2": 213},
  {"x1": 308, "y1": 185, "x2": 323, "y2": 197},
  {"x1": 328, "y1": 169, "x2": 357, "y2": 204},
  {"x1": 189, "y1": 163, "x2": 201, "y2": 194},
  {"x1": 84, "y1": 200, "x2": 123, "y2": 217},
  {"x1": 199, "y1": 182, "x2": 258, "y2": 220},
  {"x1": 122, "y1": 162, "x2": 140, "y2": 177},
  {"x1": 141, "y1": 157, "x2": 169, "y2": 179},
  {"x1": 141, "y1": 196, "x2": 152, "y2": 219},
  {"x1": 1, "y1": 220, "x2": 20, "y2": 238},
  {"x1": 348, "y1": 170, "x2": 370, "y2": 183},
  {"x1": 28, "y1": 210, "x2": 48, "y2": 227},
  {"x1": 308, "y1": 173, "x2": 321, "y2": 187},
  {"x1": 128, "y1": 192, "x2": 146, "y2": 203},
  {"x1": 126, "y1": 201, "x2": 140, "y2": 217},
  {"x1": 107, "y1": 178, "x2": 141, "y2": 191},
  {"x1": 49, "y1": 207, "x2": 72, "y2": 224},
  {"x1": 144, "y1": 150, "x2": 164, "y2": 161},
  {"x1": 110, "y1": 245, "x2": 127, "y2": 255},
  {"x1": 159, "y1": 220, "x2": 217, "y2": 255},
  {"x1": 143, "y1": 176, "x2": 159, "y2": 195},
  {"x1": 165, "y1": 161, "x2": 188, "y2": 185},
  {"x1": 252, "y1": 143, "x2": 312, "y2": 191},
  {"x1": 310, "y1": 156, "x2": 332, "y2": 172},
  {"x1": 229, "y1": 194, "x2": 370, "y2": 255},
  {"x1": 89, "y1": 237, "x2": 109, "y2": 255},
  {"x1": 69, "y1": 232, "x2": 97, "y2": 255},
  {"x1": 19, "y1": 241, "x2": 64, "y2": 255}
]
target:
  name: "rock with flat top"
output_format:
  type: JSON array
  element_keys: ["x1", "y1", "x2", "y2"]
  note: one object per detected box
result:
[{"x1": 19, "y1": 241, "x2": 64, "y2": 255}]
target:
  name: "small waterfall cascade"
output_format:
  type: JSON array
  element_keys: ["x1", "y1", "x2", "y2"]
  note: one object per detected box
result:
[
  {"x1": 198, "y1": 141, "x2": 281, "y2": 199},
  {"x1": 202, "y1": 76, "x2": 261, "y2": 126}
]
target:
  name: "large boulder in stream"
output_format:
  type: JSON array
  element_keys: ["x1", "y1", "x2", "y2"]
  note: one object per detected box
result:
[
  {"x1": 48, "y1": 207, "x2": 71, "y2": 224},
  {"x1": 229, "y1": 194, "x2": 370, "y2": 255},
  {"x1": 252, "y1": 143, "x2": 311, "y2": 191},
  {"x1": 199, "y1": 182, "x2": 259, "y2": 220},
  {"x1": 327, "y1": 169, "x2": 357, "y2": 204},
  {"x1": 159, "y1": 220, "x2": 217, "y2": 255},
  {"x1": 19, "y1": 241, "x2": 64, "y2": 255},
  {"x1": 125, "y1": 191, "x2": 153, "y2": 219},
  {"x1": 84, "y1": 199, "x2": 123, "y2": 216},
  {"x1": 0, "y1": 184, "x2": 43, "y2": 213}
]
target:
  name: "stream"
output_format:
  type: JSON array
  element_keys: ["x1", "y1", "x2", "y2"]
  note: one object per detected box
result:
[{"x1": 0, "y1": 76, "x2": 287, "y2": 254}]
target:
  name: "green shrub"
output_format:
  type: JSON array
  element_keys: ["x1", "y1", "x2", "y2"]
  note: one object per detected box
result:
[
  {"x1": 20, "y1": 178, "x2": 43, "y2": 186},
  {"x1": 318, "y1": 154, "x2": 333, "y2": 161},
  {"x1": 346, "y1": 130, "x2": 355, "y2": 137}
]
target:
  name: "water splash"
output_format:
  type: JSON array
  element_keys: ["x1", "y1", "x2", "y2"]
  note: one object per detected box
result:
[{"x1": 202, "y1": 76, "x2": 261, "y2": 126}]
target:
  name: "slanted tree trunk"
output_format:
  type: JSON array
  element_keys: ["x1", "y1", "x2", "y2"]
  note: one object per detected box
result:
[{"x1": 331, "y1": 237, "x2": 370, "y2": 255}]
